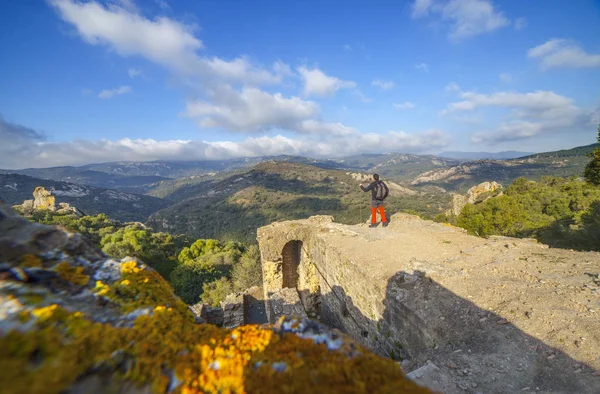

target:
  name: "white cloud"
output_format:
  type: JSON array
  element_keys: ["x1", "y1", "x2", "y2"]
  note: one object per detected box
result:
[
  {"x1": 444, "y1": 82, "x2": 461, "y2": 93},
  {"x1": 155, "y1": 0, "x2": 169, "y2": 10},
  {"x1": 352, "y1": 90, "x2": 372, "y2": 103},
  {"x1": 412, "y1": 0, "x2": 435, "y2": 18},
  {"x1": 200, "y1": 56, "x2": 283, "y2": 85},
  {"x1": 411, "y1": 0, "x2": 510, "y2": 41},
  {"x1": 48, "y1": 0, "x2": 327, "y2": 136},
  {"x1": 183, "y1": 84, "x2": 356, "y2": 137},
  {"x1": 0, "y1": 115, "x2": 46, "y2": 162},
  {"x1": 528, "y1": 39, "x2": 600, "y2": 70},
  {"x1": 415, "y1": 63, "x2": 429, "y2": 72},
  {"x1": 444, "y1": 90, "x2": 577, "y2": 117},
  {"x1": 272, "y1": 60, "x2": 293, "y2": 77},
  {"x1": 499, "y1": 73, "x2": 512, "y2": 83},
  {"x1": 50, "y1": 0, "x2": 286, "y2": 86},
  {"x1": 50, "y1": 0, "x2": 203, "y2": 75},
  {"x1": 393, "y1": 102, "x2": 416, "y2": 110},
  {"x1": 184, "y1": 86, "x2": 320, "y2": 132},
  {"x1": 0, "y1": 117, "x2": 449, "y2": 169},
  {"x1": 116, "y1": 0, "x2": 137, "y2": 12},
  {"x1": 444, "y1": 89, "x2": 595, "y2": 143},
  {"x1": 343, "y1": 44, "x2": 352, "y2": 52},
  {"x1": 471, "y1": 121, "x2": 542, "y2": 143},
  {"x1": 128, "y1": 67, "x2": 142, "y2": 78},
  {"x1": 372, "y1": 79, "x2": 395, "y2": 90},
  {"x1": 297, "y1": 66, "x2": 356, "y2": 97},
  {"x1": 45, "y1": 0, "x2": 445, "y2": 157},
  {"x1": 514, "y1": 17, "x2": 527, "y2": 30},
  {"x1": 98, "y1": 85, "x2": 132, "y2": 99},
  {"x1": 296, "y1": 120, "x2": 356, "y2": 137},
  {"x1": 184, "y1": 84, "x2": 360, "y2": 137}
]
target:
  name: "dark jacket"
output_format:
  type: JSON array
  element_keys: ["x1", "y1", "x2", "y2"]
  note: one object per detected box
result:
[{"x1": 360, "y1": 180, "x2": 389, "y2": 201}]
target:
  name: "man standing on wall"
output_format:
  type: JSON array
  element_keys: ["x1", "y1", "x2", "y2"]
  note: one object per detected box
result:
[{"x1": 360, "y1": 173, "x2": 389, "y2": 228}]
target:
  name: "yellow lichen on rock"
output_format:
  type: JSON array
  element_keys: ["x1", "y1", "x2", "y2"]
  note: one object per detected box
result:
[
  {"x1": 19, "y1": 254, "x2": 43, "y2": 268},
  {"x1": 53, "y1": 262, "x2": 89, "y2": 286},
  {"x1": 1, "y1": 253, "x2": 431, "y2": 394}
]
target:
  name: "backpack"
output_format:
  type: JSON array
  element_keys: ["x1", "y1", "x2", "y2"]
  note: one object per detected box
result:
[{"x1": 374, "y1": 181, "x2": 388, "y2": 201}]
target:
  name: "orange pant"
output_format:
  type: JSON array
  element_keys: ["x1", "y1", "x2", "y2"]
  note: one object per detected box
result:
[{"x1": 371, "y1": 206, "x2": 387, "y2": 224}]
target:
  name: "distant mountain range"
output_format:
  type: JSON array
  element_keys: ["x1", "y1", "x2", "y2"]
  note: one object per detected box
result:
[
  {"x1": 1, "y1": 142, "x2": 596, "y2": 236},
  {"x1": 438, "y1": 151, "x2": 535, "y2": 160},
  {"x1": 0, "y1": 153, "x2": 458, "y2": 191},
  {"x1": 412, "y1": 143, "x2": 599, "y2": 192}
]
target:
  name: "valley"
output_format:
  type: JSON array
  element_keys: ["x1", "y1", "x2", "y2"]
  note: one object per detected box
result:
[{"x1": 1, "y1": 143, "x2": 596, "y2": 241}]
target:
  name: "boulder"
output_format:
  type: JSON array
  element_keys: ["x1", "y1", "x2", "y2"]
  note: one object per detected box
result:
[
  {"x1": 32, "y1": 186, "x2": 56, "y2": 211},
  {"x1": 452, "y1": 181, "x2": 502, "y2": 216}
]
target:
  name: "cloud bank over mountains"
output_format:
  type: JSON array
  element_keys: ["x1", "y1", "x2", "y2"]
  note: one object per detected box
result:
[{"x1": 0, "y1": 115, "x2": 447, "y2": 169}]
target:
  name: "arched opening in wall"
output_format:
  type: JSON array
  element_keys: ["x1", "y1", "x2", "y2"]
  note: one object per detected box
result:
[
  {"x1": 281, "y1": 240, "x2": 321, "y2": 319},
  {"x1": 282, "y1": 240, "x2": 301, "y2": 289}
]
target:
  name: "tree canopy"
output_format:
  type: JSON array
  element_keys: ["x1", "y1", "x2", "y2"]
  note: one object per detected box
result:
[{"x1": 583, "y1": 124, "x2": 600, "y2": 185}]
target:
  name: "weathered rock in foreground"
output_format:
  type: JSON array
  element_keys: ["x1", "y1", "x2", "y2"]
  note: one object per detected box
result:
[{"x1": 0, "y1": 203, "x2": 429, "y2": 394}]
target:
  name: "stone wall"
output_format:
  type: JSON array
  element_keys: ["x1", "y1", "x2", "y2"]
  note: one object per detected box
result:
[
  {"x1": 268, "y1": 287, "x2": 307, "y2": 322},
  {"x1": 257, "y1": 213, "x2": 600, "y2": 393},
  {"x1": 221, "y1": 292, "x2": 245, "y2": 329}
]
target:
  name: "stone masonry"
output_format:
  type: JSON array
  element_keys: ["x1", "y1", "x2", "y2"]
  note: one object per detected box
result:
[
  {"x1": 257, "y1": 213, "x2": 600, "y2": 393},
  {"x1": 268, "y1": 287, "x2": 308, "y2": 322}
]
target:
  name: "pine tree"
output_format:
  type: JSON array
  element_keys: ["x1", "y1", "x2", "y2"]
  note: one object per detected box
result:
[{"x1": 583, "y1": 124, "x2": 600, "y2": 185}]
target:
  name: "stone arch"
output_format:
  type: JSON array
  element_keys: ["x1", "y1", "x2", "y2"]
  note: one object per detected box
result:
[{"x1": 282, "y1": 240, "x2": 302, "y2": 289}]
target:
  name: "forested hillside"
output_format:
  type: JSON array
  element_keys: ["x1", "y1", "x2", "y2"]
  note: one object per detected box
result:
[
  {"x1": 0, "y1": 173, "x2": 169, "y2": 222},
  {"x1": 146, "y1": 161, "x2": 451, "y2": 242},
  {"x1": 411, "y1": 143, "x2": 597, "y2": 192}
]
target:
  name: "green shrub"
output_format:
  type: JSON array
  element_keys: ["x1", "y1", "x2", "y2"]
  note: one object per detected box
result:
[
  {"x1": 232, "y1": 245, "x2": 263, "y2": 291},
  {"x1": 100, "y1": 224, "x2": 177, "y2": 279},
  {"x1": 202, "y1": 277, "x2": 234, "y2": 307},
  {"x1": 457, "y1": 176, "x2": 600, "y2": 250},
  {"x1": 584, "y1": 125, "x2": 600, "y2": 185},
  {"x1": 171, "y1": 239, "x2": 245, "y2": 304}
]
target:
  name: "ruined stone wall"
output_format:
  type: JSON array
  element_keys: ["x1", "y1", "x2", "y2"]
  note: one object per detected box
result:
[
  {"x1": 258, "y1": 216, "x2": 404, "y2": 356},
  {"x1": 257, "y1": 214, "x2": 600, "y2": 393}
]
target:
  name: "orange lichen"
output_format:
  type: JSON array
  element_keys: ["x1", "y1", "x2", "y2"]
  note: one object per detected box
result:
[
  {"x1": 53, "y1": 262, "x2": 89, "y2": 286},
  {"x1": 178, "y1": 326, "x2": 274, "y2": 394}
]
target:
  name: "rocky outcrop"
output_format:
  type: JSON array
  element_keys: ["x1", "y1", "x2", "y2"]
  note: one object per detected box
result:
[
  {"x1": 0, "y1": 202, "x2": 428, "y2": 394},
  {"x1": 451, "y1": 181, "x2": 502, "y2": 216},
  {"x1": 12, "y1": 186, "x2": 83, "y2": 217},
  {"x1": 32, "y1": 186, "x2": 56, "y2": 210}
]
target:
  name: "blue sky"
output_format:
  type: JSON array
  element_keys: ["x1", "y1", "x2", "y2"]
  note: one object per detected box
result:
[{"x1": 0, "y1": 0, "x2": 599, "y2": 168}]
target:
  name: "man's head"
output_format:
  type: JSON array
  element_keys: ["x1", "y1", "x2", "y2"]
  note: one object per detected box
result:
[{"x1": 373, "y1": 173, "x2": 380, "y2": 181}]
